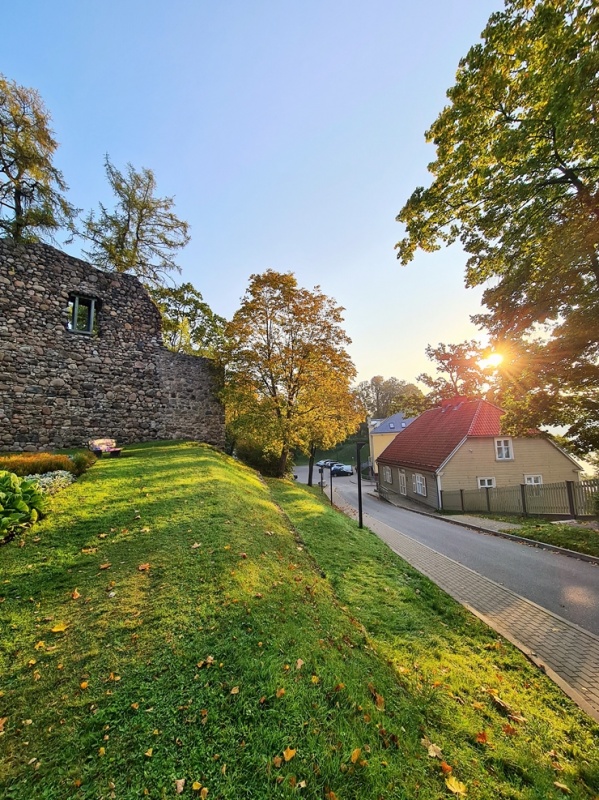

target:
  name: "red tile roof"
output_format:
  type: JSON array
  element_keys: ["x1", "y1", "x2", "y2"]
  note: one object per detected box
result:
[{"x1": 377, "y1": 397, "x2": 504, "y2": 472}]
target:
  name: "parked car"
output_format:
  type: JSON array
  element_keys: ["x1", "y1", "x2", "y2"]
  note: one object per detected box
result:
[
  {"x1": 330, "y1": 464, "x2": 353, "y2": 477},
  {"x1": 316, "y1": 459, "x2": 337, "y2": 467}
]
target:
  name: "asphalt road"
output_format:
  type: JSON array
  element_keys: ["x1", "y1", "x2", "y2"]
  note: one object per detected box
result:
[{"x1": 295, "y1": 466, "x2": 599, "y2": 636}]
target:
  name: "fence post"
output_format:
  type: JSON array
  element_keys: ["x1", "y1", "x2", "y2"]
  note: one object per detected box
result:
[
  {"x1": 566, "y1": 481, "x2": 576, "y2": 518},
  {"x1": 520, "y1": 484, "x2": 528, "y2": 516},
  {"x1": 485, "y1": 486, "x2": 491, "y2": 512},
  {"x1": 460, "y1": 489, "x2": 464, "y2": 512}
]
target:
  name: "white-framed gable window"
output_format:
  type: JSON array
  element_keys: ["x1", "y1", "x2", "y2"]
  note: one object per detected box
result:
[
  {"x1": 524, "y1": 474, "x2": 543, "y2": 486},
  {"x1": 382, "y1": 465, "x2": 392, "y2": 484},
  {"x1": 398, "y1": 470, "x2": 407, "y2": 495},
  {"x1": 495, "y1": 438, "x2": 513, "y2": 460},
  {"x1": 478, "y1": 477, "x2": 496, "y2": 489},
  {"x1": 412, "y1": 473, "x2": 427, "y2": 496}
]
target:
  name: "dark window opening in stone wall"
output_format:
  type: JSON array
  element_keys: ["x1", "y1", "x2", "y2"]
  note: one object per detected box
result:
[{"x1": 67, "y1": 295, "x2": 100, "y2": 335}]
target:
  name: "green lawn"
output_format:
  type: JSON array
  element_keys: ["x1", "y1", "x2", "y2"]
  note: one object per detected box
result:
[
  {"x1": 457, "y1": 514, "x2": 599, "y2": 559},
  {"x1": 1, "y1": 442, "x2": 598, "y2": 799}
]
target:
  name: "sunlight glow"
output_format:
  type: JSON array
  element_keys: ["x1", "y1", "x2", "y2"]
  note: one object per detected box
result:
[{"x1": 479, "y1": 353, "x2": 503, "y2": 369}]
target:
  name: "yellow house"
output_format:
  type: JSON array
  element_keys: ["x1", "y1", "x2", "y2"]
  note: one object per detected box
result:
[
  {"x1": 368, "y1": 412, "x2": 416, "y2": 477},
  {"x1": 377, "y1": 397, "x2": 582, "y2": 510}
]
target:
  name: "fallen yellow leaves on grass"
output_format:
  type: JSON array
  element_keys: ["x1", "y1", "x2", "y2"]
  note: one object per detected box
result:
[
  {"x1": 350, "y1": 748, "x2": 361, "y2": 764},
  {"x1": 51, "y1": 622, "x2": 68, "y2": 633},
  {"x1": 283, "y1": 747, "x2": 296, "y2": 762},
  {"x1": 71, "y1": 589, "x2": 81, "y2": 600},
  {"x1": 138, "y1": 563, "x2": 150, "y2": 571},
  {"x1": 445, "y1": 775, "x2": 467, "y2": 795}
]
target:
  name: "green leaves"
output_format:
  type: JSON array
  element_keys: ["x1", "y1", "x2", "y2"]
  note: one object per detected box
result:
[{"x1": 396, "y1": 0, "x2": 599, "y2": 452}]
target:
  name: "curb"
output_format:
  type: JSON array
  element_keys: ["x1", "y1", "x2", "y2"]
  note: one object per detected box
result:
[{"x1": 366, "y1": 492, "x2": 599, "y2": 567}]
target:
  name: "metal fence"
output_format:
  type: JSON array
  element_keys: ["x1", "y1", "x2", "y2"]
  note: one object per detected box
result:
[{"x1": 441, "y1": 479, "x2": 599, "y2": 518}]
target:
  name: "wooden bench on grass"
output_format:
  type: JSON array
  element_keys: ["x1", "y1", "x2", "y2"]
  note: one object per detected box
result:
[{"x1": 89, "y1": 438, "x2": 122, "y2": 458}]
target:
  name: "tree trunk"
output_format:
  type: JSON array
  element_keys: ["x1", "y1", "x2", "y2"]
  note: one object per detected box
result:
[
  {"x1": 277, "y1": 446, "x2": 289, "y2": 478},
  {"x1": 307, "y1": 443, "x2": 316, "y2": 486}
]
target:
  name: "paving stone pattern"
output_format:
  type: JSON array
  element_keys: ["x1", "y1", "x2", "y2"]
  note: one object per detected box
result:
[{"x1": 361, "y1": 508, "x2": 599, "y2": 722}]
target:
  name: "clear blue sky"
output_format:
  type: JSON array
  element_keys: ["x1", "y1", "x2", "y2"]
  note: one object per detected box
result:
[{"x1": 3, "y1": 0, "x2": 500, "y2": 384}]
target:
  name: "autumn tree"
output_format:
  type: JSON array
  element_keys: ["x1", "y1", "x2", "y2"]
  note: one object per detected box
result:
[
  {"x1": 355, "y1": 376, "x2": 425, "y2": 419},
  {"x1": 396, "y1": 0, "x2": 599, "y2": 451},
  {"x1": 148, "y1": 282, "x2": 226, "y2": 358},
  {"x1": 0, "y1": 74, "x2": 76, "y2": 242},
  {"x1": 223, "y1": 270, "x2": 360, "y2": 477},
  {"x1": 79, "y1": 156, "x2": 190, "y2": 286},
  {"x1": 417, "y1": 340, "x2": 491, "y2": 403}
]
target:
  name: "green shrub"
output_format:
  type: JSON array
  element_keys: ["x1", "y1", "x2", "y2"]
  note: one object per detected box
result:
[
  {"x1": 69, "y1": 450, "x2": 97, "y2": 476},
  {"x1": 0, "y1": 470, "x2": 48, "y2": 542},
  {"x1": 235, "y1": 443, "x2": 289, "y2": 477}
]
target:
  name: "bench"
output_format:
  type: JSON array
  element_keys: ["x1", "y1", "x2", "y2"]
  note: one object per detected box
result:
[{"x1": 89, "y1": 438, "x2": 122, "y2": 458}]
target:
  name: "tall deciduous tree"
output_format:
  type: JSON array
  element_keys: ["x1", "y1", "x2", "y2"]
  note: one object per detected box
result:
[
  {"x1": 0, "y1": 74, "x2": 76, "y2": 242},
  {"x1": 417, "y1": 340, "x2": 490, "y2": 403},
  {"x1": 396, "y1": 0, "x2": 599, "y2": 451},
  {"x1": 223, "y1": 270, "x2": 360, "y2": 477},
  {"x1": 355, "y1": 376, "x2": 425, "y2": 419},
  {"x1": 148, "y1": 282, "x2": 226, "y2": 358},
  {"x1": 79, "y1": 156, "x2": 190, "y2": 286}
]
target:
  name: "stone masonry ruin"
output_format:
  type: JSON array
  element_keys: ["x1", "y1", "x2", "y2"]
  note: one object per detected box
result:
[{"x1": 0, "y1": 240, "x2": 225, "y2": 451}]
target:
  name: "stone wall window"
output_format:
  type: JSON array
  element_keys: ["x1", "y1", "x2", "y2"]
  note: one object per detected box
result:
[{"x1": 67, "y1": 295, "x2": 99, "y2": 335}]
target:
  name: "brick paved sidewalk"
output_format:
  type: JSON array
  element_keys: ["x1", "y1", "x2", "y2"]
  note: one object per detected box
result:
[{"x1": 341, "y1": 495, "x2": 599, "y2": 722}]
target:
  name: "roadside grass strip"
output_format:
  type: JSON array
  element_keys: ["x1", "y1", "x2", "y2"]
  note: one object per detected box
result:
[
  {"x1": 268, "y1": 479, "x2": 599, "y2": 800},
  {"x1": 0, "y1": 442, "x2": 596, "y2": 799}
]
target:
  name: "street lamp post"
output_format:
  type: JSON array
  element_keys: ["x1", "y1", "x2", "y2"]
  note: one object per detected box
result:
[{"x1": 356, "y1": 441, "x2": 368, "y2": 528}]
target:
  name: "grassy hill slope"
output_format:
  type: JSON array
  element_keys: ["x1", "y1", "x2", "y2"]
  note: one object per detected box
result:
[{"x1": 0, "y1": 442, "x2": 597, "y2": 799}]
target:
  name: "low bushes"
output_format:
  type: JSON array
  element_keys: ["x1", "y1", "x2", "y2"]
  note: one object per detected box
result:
[
  {"x1": 0, "y1": 450, "x2": 96, "y2": 477},
  {"x1": 0, "y1": 471, "x2": 48, "y2": 543},
  {"x1": 24, "y1": 470, "x2": 75, "y2": 495}
]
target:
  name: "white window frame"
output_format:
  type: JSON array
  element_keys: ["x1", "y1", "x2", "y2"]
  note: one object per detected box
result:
[
  {"x1": 382, "y1": 465, "x2": 392, "y2": 484},
  {"x1": 524, "y1": 474, "x2": 543, "y2": 486},
  {"x1": 412, "y1": 473, "x2": 427, "y2": 496},
  {"x1": 398, "y1": 470, "x2": 407, "y2": 496},
  {"x1": 478, "y1": 477, "x2": 496, "y2": 489},
  {"x1": 495, "y1": 438, "x2": 513, "y2": 461}
]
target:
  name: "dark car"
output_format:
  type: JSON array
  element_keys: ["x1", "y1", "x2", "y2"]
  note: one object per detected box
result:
[{"x1": 330, "y1": 463, "x2": 353, "y2": 477}]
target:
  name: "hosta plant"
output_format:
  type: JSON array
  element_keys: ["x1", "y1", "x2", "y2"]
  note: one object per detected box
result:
[{"x1": 0, "y1": 470, "x2": 48, "y2": 543}]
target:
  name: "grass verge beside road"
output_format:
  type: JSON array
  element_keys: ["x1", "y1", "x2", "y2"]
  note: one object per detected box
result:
[
  {"x1": 463, "y1": 514, "x2": 599, "y2": 559},
  {"x1": 1, "y1": 442, "x2": 598, "y2": 799}
]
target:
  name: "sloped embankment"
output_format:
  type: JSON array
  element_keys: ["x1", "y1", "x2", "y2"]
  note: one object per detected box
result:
[{"x1": 0, "y1": 441, "x2": 597, "y2": 799}]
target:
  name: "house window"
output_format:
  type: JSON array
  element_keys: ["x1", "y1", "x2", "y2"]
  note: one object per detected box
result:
[
  {"x1": 524, "y1": 474, "x2": 543, "y2": 486},
  {"x1": 382, "y1": 465, "x2": 392, "y2": 484},
  {"x1": 68, "y1": 295, "x2": 99, "y2": 335},
  {"x1": 412, "y1": 473, "x2": 427, "y2": 496},
  {"x1": 398, "y1": 470, "x2": 407, "y2": 495},
  {"x1": 478, "y1": 477, "x2": 496, "y2": 489},
  {"x1": 495, "y1": 438, "x2": 513, "y2": 460}
]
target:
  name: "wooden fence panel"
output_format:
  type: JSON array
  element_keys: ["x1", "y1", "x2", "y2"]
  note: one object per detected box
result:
[
  {"x1": 489, "y1": 485, "x2": 523, "y2": 515},
  {"x1": 440, "y1": 479, "x2": 597, "y2": 518},
  {"x1": 441, "y1": 490, "x2": 463, "y2": 511},
  {"x1": 573, "y1": 479, "x2": 599, "y2": 516}
]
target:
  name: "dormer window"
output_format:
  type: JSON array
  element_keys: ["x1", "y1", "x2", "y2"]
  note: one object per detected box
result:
[
  {"x1": 495, "y1": 438, "x2": 513, "y2": 460},
  {"x1": 389, "y1": 423, "x2": 395, "y2": 429},
  {"x1": 68, "y1": 295, "x2": 99, "y2": 335}
]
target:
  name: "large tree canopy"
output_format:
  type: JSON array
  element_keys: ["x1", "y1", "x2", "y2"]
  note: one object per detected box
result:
[
  {"x1": 148, "y1": 282, "x2": 226, "y2": 359},
  {"x1": 223, "y1": 270, "x2": 360, "y2": 477},
  {"x1": 417, "y1": 340, "x2": 492, "y2": 404},
  {"x1": 0, "y1": 74, "x2": 76, "y2": 242},
  {"x1": 355, "y1": 375, "x2": 425, "y2": 419},
  {"x1": 79, "y1": 156, "x2": 190, "y2": 286},
  {"x1": 396, "y1": 0, "x2": 599, "y2": 451}
]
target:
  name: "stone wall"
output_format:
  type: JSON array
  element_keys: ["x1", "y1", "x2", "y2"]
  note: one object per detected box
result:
[{"x1": 0, "y1": 240, "x2": 225, "y2": 451}]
